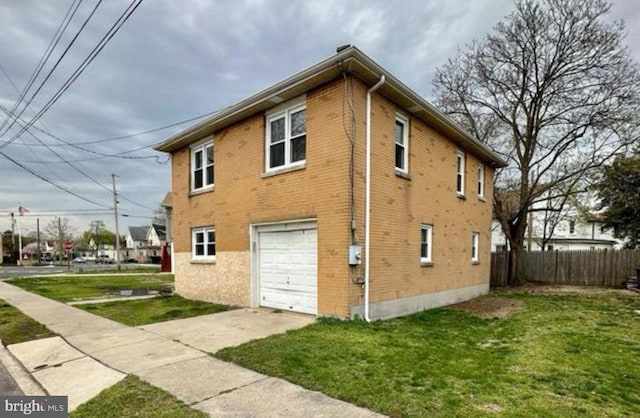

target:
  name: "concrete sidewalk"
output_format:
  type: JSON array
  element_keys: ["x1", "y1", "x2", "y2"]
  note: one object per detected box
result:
[{"x1": 0, "y1": 281, "x2": 384, "y2": 417}]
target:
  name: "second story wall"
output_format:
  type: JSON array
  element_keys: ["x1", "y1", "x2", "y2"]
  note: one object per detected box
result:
[
  {"x1": 170, "y1": 77, "x2": 357, "y2": 315},
  {"x1": 354, "y1": 80, "x2": 495, "y2": 309}
]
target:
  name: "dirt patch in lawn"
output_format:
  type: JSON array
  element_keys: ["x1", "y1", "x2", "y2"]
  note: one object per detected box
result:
[
  {"x1": 450, "y1": 296, "x2": 524, "y2": 319},
  {"x1": 494, "y1": 283, "x2": 637, "y2": 296}
]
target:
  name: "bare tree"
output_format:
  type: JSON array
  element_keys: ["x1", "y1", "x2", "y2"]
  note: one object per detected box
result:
[
  {"x1": 433, "y1": 0, "x2": 640, "y2": 284},
  {"x1": 44, "y1": 217, "x2": 74, "y2": 244}
]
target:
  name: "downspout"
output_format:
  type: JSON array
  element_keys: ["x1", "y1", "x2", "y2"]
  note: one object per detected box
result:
[{"x1": 364, "y1": 74, "x2": 385, "y2": 322}]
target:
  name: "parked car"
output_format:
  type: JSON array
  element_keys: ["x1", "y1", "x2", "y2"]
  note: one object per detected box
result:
[
  {"x1": 96, "y1": 255, "x2": 114, "y2": 264},
  {"x1": 72, "y1": 257, "x2": 86, "y2": 264}
]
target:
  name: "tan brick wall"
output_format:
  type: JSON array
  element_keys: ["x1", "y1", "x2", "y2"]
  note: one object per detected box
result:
[
  {"x1": 169, "y1": 75, "x2": 494, "y2": 317},
  {"x1": 171, "y1": 78, "x2": 354, "y2": 316},
  {"x1": 352, "y1": 85, "x2": 494, "y2": 309}
]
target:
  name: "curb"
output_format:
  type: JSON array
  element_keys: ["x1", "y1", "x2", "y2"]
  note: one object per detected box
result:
[{"x1": 0, "y1": 340, "x2": 47, "y2": 396}]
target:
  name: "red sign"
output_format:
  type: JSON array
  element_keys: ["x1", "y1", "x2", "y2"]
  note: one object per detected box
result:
[{"x1": 63, "y1": 242, "x2": 73, "y2": 251}]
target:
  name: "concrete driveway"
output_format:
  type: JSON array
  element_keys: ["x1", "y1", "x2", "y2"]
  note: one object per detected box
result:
[{"x1": 139, "y1": 307, "x2": 314, "y2": 352}]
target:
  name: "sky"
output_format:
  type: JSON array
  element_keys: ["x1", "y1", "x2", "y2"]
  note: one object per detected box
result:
[{"x1": 1, "y1": 0, "x2": 639, "y2": 240}]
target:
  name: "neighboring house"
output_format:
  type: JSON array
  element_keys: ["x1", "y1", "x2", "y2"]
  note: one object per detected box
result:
[
  {"x1": 492, "y1": 217, "x2": 620, "y2": 252},
  {"x1": 125, "y1": 226, "x2": 150, "y2": 262},
  {"x1": 124, "y1": 225, "x2": 167, "y2": 262},
  {"x1": 86, "y1": 237, "x2": 117, "y2": 260},
  {"x1": 154, "y1": 46, "x2": 506, "y2": 320},
  {"x1": 145, "y1": 224, "x2": 167, "y2": 260}
]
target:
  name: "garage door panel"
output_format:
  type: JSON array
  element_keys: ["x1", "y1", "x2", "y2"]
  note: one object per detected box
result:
[{"x1": 258, "y1": 227, "x2": 317, "y2": 315}]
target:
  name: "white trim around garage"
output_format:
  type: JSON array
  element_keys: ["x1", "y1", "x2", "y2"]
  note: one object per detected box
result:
[{"x1": 250, "y1": 219, "x2": 318, "y2": 315}]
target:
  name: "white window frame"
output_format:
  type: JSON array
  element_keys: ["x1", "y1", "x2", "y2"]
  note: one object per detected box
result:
[
  {"x1": 191, "y1": 140, "x2": 214, "y2": 192},
  {"x1": 471, "y1": 232, "x2": 480, "y2": 263},
  {"x1": 456, "y1": 151, "x2": 465, "y2": 196},
  {"x1": 420, "y1": 224, "x2": 433, "y2": 263},
  {"x1": 477, "y1": 163, "x2": 485, "y2": 198},
  {"x1": 192, "y1": 226, "x2": 216, "y2": 260},
  {"x1": 265, "y1": 99, "x2": 306, "y2": 172},
  {"x1": 395, "y1": 113, "x2": 409, "y2": 173}
]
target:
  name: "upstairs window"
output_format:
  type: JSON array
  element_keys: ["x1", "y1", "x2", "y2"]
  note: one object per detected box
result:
[
  {"x1": 477, "y1": 164, "x2": 485, "y2": 198},
  {"x1": 569, "y1": 220, "x2": 576, "y2": 234},
  {"x1": 395, "y1": 114, "x2": 409, "y2": 173},
  {"x1": 192, "y1": 141, "x2": 214, "y2": 191},
  {"x1": 456, "y1": 151, "x2": 465, "y2": 195},
  {"x1": 266, "y1": 103, "x2": 306, "y2": 171}
]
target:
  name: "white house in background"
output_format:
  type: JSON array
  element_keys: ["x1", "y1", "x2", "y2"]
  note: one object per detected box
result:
[
  {"x1": 492, "y1": 217, "x2": 621, "y2": 252},
  {"x1": 125, "y1": 226, "x2": 150, "y2": 262},
  {"x1": 145, "y1": 224, "x2": 166, "y2": 260},
  {"x1": 123, "y1": 224, "x2": 167, "y2": 263}
]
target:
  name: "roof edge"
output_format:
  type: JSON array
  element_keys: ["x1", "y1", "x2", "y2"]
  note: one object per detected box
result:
[{"x1": 154, "y1": 46, "x2": 507, "y2": 168}]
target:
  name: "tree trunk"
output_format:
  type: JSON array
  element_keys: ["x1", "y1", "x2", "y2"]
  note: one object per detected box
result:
[{"x1": 507, "y1": 215, "x2": 528, "y2": 286}]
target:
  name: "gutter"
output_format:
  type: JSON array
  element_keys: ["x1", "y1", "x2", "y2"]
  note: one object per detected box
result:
[{"x1": 364, "y1": 74, "x2": 385, "y2": 323}]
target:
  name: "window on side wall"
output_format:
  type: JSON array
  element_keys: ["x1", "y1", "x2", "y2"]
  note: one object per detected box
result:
[
  {"x1": 266, "y1": 102, "x2": 306, "y2": 171},
  {"x1": 420, "y1": 224, "x2": 432, "y2": 263},
  {"x1": 191, "y1": 141, "x2": 214, "y2": 192},
  {"x1": 477, "y1": 164, "x2": 485, "y2": 198},
  {"x1": 192, "y1": 227, "x2": 216, "y2": 260},
  {"x1": 471, "y1": 232, "x2": 479, "y2": 263},
  {"x1": 456, "y1": 151, "x2": 465, "y2": 196},
  {"x1": 395, "y1": 114, "x2": 409, "y2": 173}
]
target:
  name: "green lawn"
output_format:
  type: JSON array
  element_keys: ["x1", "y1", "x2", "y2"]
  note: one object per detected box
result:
[
  {"x1": 71, "y1": 375, "x2": 207, "y2": 418},
  {"x1": 215, "y1": 291, "x2": 640, "y2": 417},
  {"x1": 77, "y1": 295, "x2": 229, "y2": 326},
  {"x1": 6, "y1": 275, "x2": 173, "y2": 302},
  {"x1": 0, "y1": 299, "x2": 56, "y2": 345},
  {"x1": 75, "y1": 266, "x2": 161, "y2": 274}
]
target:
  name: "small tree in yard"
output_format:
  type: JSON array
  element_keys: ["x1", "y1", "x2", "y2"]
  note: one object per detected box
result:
[
  {"x1": 433, "y1": 0, "x2": 640, "y2": 284},
  {"x1": 595, "y1": 151, "x2": 640, "y2": 248}
]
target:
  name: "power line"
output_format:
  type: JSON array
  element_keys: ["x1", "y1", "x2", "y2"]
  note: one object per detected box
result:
[
  {"x1": 0, "y1": 0, "x2": 99, "y2": 138},
  {"x1": 0, "y1": 0, "x2": 83, "y2": 133},
  {"x1": 4, "y1": 106, "x2": 227, "y2": 148},
  {"x1": 0, "y1": 149, "x2": 112, "y2": 208},
  {"x1": 0, "y1": 105, "x2": 163, "y2": 161},
  {"x1": 0, "y1": 0, "x2": 144, "y2": 149}
]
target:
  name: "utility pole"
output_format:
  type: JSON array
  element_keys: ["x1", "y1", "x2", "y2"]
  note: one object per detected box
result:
[
  {"x1": 112, "y1": 173, "x2": 121, "y2": 270},
  {"x1": 36, "y1": 218, "x2": 41, "y2": 264},
  {"x1": 58, "y1": 217, "x2": 63, "y2": 264},
  {"x1": 10, "y1": 213, "x2": 15, "y2": 263}
]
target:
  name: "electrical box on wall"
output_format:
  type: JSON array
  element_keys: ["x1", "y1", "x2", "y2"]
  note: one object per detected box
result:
[{"x1": 348, "y1": 245, "x2": 361, "y2": 265}]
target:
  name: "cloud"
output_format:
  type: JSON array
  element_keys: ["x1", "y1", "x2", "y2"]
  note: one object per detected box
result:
[{"x1": 0, "y1": 0, "x2": 638, "y2": 236}]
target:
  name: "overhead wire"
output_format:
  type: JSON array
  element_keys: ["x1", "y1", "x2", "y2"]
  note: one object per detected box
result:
[
  {"x1": 0, "y1": 149, "x2": 112, "y2": 208},
  {"x1": 0, "y1": 0, "x2": 83, "y2": 133},
  {"x1": 0, "y1": 0, "x2": 99, "y2": 138},
  {"x1": 5, "y1": 106, "x2": 227, "y2": 148},
  {"x1": 0, "y1": 0, "x2": 144, "y2": 149}
]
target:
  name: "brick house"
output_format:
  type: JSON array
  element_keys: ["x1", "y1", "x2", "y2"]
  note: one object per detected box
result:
[{"x1": 154, "y1": 46, "x2": 506, "y2": 320}]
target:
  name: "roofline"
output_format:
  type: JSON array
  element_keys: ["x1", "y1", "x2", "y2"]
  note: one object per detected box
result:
[{"x1": 154, "y1": 46, "x2": 507, "y2": 168}]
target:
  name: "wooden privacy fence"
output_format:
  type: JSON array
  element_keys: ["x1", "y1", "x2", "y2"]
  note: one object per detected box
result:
[{"x1": 490, "y1": 249, "x2": 640, "y2": 288}]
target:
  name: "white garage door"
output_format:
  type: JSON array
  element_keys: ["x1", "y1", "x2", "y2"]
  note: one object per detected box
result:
[{"x1": 259, "y1": 227, "x2": 317, "y2": 314}]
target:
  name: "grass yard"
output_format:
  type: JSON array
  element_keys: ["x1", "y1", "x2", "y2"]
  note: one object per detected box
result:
[
  {"x1": 215, "y1": 290, "x2": 640, "y2": 417},
  {"x1": 0, "y1": 299, "x2": 55, "y2": 345},
  {"x1": 75, "y1": 266, "x2": 161, "y2": 274},
  {"x1": 71, "y1": 375, "x2": 207, "y2": 418},
  {"x1": 6, "y1": 274, "x2": 173, "y2": 302},
  {"x1": 77, "y1": 295, "x2": 229, "y2": 326}
]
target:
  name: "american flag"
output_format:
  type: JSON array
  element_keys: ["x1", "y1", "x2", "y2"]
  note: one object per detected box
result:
[{"x1": 18, "y1": 205, "x2": 29, "y2": 216}]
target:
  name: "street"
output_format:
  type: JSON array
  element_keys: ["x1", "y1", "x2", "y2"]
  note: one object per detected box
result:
[{"x1": 0, "y1": 263, "x2": 157, "y2": 279}]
